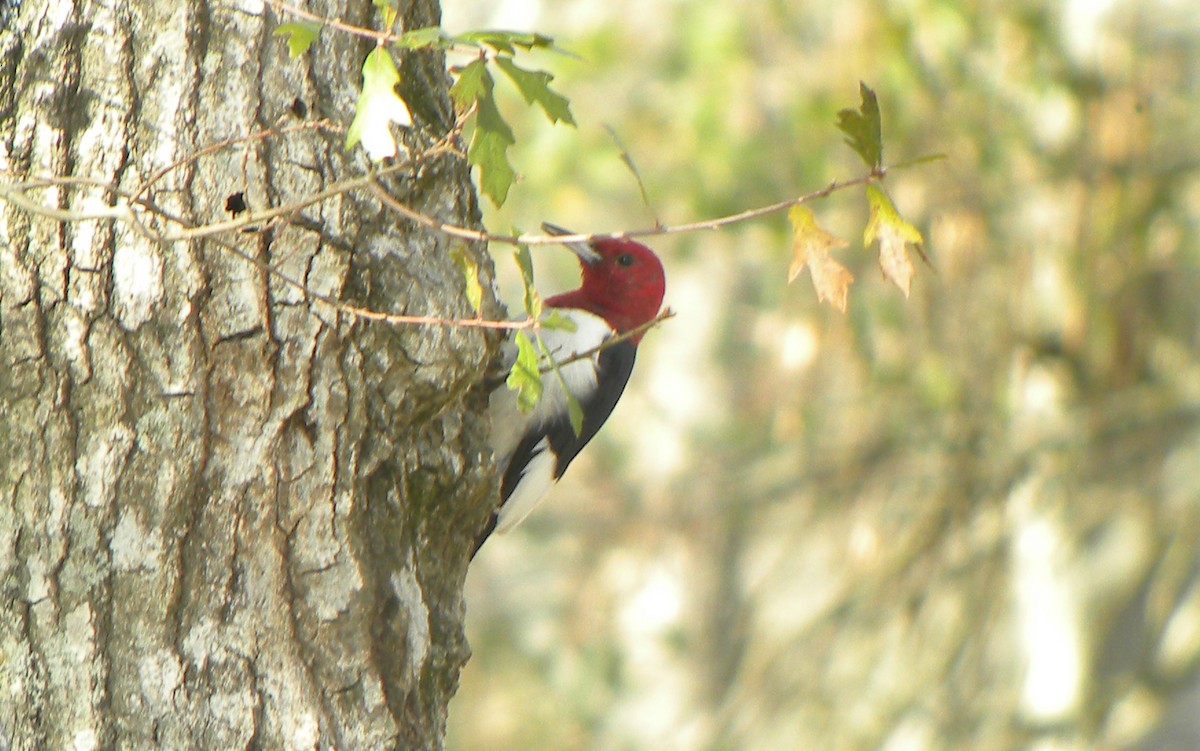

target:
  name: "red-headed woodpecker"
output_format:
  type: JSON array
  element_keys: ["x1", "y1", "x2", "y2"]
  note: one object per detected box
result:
[{"x1": 476, "y1": 224, "x2": 666, "y2": 554}]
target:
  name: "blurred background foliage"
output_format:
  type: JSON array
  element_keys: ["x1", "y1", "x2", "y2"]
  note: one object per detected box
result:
[{"x1": 442, "y1": 0, "x2": 1200, "y2": 749}]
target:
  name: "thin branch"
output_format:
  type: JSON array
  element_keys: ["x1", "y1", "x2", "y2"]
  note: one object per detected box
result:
[
  {"x1": 369, "y1": 177, "x2": 496, "y2": 243},
  {"x1": 631, "y1": 170, "x2": 885, "y2": 238},
  {"x1": 537, "y1": 308, "x2": 676, "y2": 374},
  {"x1": 0, "y1": 136, "x2": 529, "y2": 331},
  {"x1": 371, "y1": 169, "x2": 888, "y2": 249},
  {"x1": 2, "y1": 145, "x2": 450, "y2": 241},
  {"x1": 196, "y1": 231, "x2": 535, "y2": 331},
  {"x1": 266, "y1": 0, "x2": 398, "y2": 44},
  {"x1": 7, "y1": 163, "x2": 885, "y2": 253},
  {"x1": 0, "y1": 94, "x2": 893, "y2": 341},
  {"x1": 0, "y1": 181, "x2": 131, "y2": 222}
]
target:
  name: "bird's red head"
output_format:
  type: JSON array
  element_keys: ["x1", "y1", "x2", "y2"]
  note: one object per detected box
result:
[{"x1": 545, "y1": 228, "x2": 666, "y2": 343}]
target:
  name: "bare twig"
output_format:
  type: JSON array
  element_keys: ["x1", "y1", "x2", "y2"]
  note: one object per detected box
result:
[
  {"x1": 0, "y1": 122, "x2": 533, "y2": 331},
  {"x1": 538, "y1": 308, "x2": 676, "y2": 374},
  {"x1": 0, "y1": 90, "x2": 892, "y2": 341},
  {"x1": 267, "y1": 0, "x2": 399, "y2": 44},
  {"x1": 371, "y1": 170, "x2": 886, "y2": 249}
]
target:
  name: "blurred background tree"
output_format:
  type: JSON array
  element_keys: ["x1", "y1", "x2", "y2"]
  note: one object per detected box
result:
[{"x1": 445, "y1": 0, "x2": 1200, "y2": 749}]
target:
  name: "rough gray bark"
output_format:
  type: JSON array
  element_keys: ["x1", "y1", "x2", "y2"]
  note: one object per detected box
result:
[{"x1": 0, "y1": 1, "x2": 493, "y2": 748}]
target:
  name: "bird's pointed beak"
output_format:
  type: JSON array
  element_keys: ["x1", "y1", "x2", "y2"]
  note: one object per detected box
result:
[{"x1": 542, "y1": 222, "x2": 601, "y2": 265}]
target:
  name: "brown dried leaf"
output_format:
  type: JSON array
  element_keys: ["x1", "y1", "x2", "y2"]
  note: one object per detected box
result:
[
  {"x1": 864, "y1": 185, "x2": 923, "y2": 297},
  {"x1": 788, "y1": 205, "x2": 854, "y2": 312}
]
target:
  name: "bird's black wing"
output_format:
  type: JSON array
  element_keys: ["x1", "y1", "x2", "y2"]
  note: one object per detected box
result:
[
  {"x1": 503, "y1": 338, "x2": 637, "y2": 499},
  {"x1": 474, "y1": 340, "x2": 638, "y2": 555}
]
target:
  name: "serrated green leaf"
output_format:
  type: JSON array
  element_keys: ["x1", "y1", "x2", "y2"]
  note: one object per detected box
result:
[
  {"x1": 274, "y1": 22, "x2": 321, "y2": 58},
  {"x1": 836, "y1": 82, "x2": 883, "y2": 170},
  {"x1": 450, "y1": 58, "x2": 488, "y2": 111},
  {"x1": 507, "y1": 331, "x2": 543, "y2": 412},
  {"x1": 463, "y1": 67, "x2": 517, "y2": 205},
  {"x1": 470, "y1": 123, "x2": 516, "y2": 205},
  {"x1": 512, "y1": 246, "x2": 542, "y2": 319},
  {"x1": 459, "y1": 30, "x2": 560, "y2": 54},
  {"x1": 495, "y1": 57, "x2": 576, "y2": 126},
  {"x1": 398, "y1": 26, "x2": 448, "y2": 49},
  {"x1": 450, "y1": 247, "x2": 484, "y2": 313},
  {"x1": 864, "y1": 184, "x2": 923, "y2": 297},
  {"x1": 451, "y1": 59, "x2": 522, "y2": 205},
  {"x1": 540, "y1": 310, "x2": 578, "y2": 333},
  {"x1": 345, "y1": 47, "x2": 412, "y2": 161}
]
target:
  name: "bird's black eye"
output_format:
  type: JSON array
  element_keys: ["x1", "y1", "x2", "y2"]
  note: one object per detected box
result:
[{"x1": 616, "y1": 253, "x2": 635, "y2": 267}]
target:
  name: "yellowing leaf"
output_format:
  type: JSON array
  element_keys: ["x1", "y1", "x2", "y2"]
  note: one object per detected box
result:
[
  {"x1": 540, "y1": 310, "x2": 578, "y2": 333},
  {"x1": 345, "y1": 48, "x2": 412, "y2": 161},
  {"x1": 274, "y1": 22, "x2": 321, "y2": 58},
  {"x1": 450, "y1": 247, "x2": 484, "y2": 313},
  {"x1": 788, "y1": 205, "x2": 854, "y2": 312},
  {"x1": 864, "y1": 184, "x2": 923, "y2": 297}
]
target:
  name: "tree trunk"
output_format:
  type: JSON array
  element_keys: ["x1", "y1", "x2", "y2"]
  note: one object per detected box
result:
[{"x1": 0, "y1": 1, "x2": 492, "y2": 748}]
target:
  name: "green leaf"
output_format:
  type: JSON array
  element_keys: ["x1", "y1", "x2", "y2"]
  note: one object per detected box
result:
[
  {"x1": 345, "y1": 47, "x2": 412, "y2": 161},
  {"x1": 450, "y1": 247, "x2": 484, "y2": 313},
  {"x1": 836, "y1": 82, "x2": 883, "y2": 170},
  {"x1": 471, "y1": 97, "x2": 517, "y2": 204},
  {"x1": 495, "y1": 57, "x2": 576, "y2": 125},
  {"x1": 506, "y1": 331, "x2": 544, "y2": 413},
  {"x1": 450, "y1": 58, "x2": 488, "y2": 111},
  {"x1": 458, "y1": 64, "x2": 517, "y2": 205},
  {"x1": 274, "y1": 22, "x2": 321, "y2": 58},
  {"x1": 540, "y1": 310, "x2": 578, "y2": 333},
  {"x1": 512, "y1": 246, "x2": 542, "y2": 319},
  {"x1": 864, "y1": 184, "x2": 923, "y2": 297},
  {"x1": 459, "y1": 30, "x2": 560, "y2": 54},
  {"x1": 398, "y1": 26, "x2": 449, "y2": 50}
]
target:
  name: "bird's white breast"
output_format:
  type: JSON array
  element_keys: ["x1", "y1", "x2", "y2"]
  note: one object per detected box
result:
[{"x1": 487, "y1": 308, "x2": 614, "y2": 532}]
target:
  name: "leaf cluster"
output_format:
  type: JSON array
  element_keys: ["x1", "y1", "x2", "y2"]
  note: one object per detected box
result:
[
  {"x1": 270, "y1": 14, "x2": 934, "y2": 411},
  {"x1": 278, "y1": 17, "x2": 575, "y2": 206},
  {"x1": 448, "y1": 40, "x2": 575, "y2": 205},
  {"x1": 787, "y1": 83, "x2": 925, "y2": 307}
]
